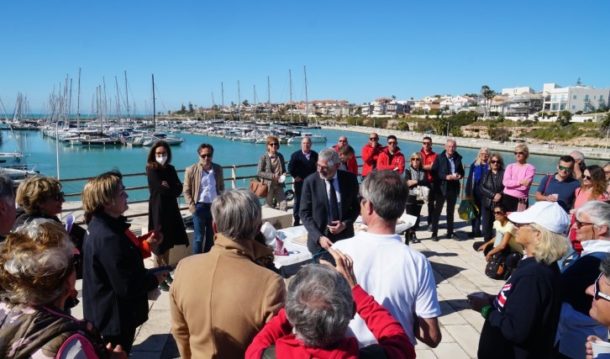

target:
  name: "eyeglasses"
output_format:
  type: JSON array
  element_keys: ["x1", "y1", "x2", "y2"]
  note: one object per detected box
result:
[
  {"x1": 558, "y1": 165, "x2": 572, "y2": 172},
  {"x1": 575, "y1": 219, "x2": 595, "y2": 229},
  {"x1": 583, "y1": 175, "x2": 592, "y2": 180},
  {"x1": 388, "y1": 141, "x2": 397, "y2": 145},
  {"x1": 200, "y1": 153, "x2": 212, "y2": 159},
  {"x1": 494, "y1": 211, "x2": 504, "y2": 215},
  {"x1": 422, "y1": 141, "x2": 431, "y2": 145},
  {"x1": 594, "y1": 273, "x2": 610, "y2": 302},
  {"x1": 490, "y1": 160, "x2": 499, "y2": 164},
  {"x1": 369, "y1": 137, "x2": 379, "y2": 141},
  {"x1": 514, "y1": 151, "x2": 525, "y2": 155},
  {"x1": 268, "y1": 143, "x2": 279, "y2": 147},
  {"x1": 411, "y1": 158, "x2": 421, "y2": 161}
]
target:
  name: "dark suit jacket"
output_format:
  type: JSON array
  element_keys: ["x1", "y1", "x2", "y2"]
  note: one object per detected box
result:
[
  {"x1": 288, "y1": 150, "x2": 318, "y2": 180},
  {"x1": 300, "y1": 170, "x2": 360, "y2": 254},
  {"x1": 83, "y1": 212, "x2": 158, "y2": 336},
  {"x1": 431, "y1": 150, "x2": 465, "y2": 196}
]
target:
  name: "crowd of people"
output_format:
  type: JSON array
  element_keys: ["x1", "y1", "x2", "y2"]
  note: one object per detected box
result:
[{"x1": 0, "y1": 133, "x2": 609, "y2": 358}]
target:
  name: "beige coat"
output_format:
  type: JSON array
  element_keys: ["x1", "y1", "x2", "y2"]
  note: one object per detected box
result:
[
  {"x1": 183, "y1": 162, "x2": 224, "y2": 213},
  {"x1": 169, "y1": 233, "x2": 285, "y2": 358}
]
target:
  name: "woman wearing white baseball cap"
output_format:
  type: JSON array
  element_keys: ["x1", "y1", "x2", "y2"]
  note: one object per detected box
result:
[{"x1": 468, "y1": 201, "x2": 570, "y2": 359}]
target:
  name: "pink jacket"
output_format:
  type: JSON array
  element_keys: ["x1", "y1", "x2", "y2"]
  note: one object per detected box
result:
[{"x1": 502, "y1": 163, "x2": 536, "y2": 199}]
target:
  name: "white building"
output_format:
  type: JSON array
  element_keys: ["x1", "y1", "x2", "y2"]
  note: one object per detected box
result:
[
  {"x1": 501, "y1": 86, "x2": 535, "y2": 96},
  {"x1": 542, "y1": 83, "x2": 610, "y2": 113}
]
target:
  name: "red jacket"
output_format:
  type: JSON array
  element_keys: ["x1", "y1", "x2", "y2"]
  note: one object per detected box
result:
[
  {"x1": 361, "y1": 144, "x2": 384, "y2": 177},
  {"x1": 245, "y1": 285, "x2": 414, "y2": 359},
  {"x1": 420, "y1": 148, "x2": 437, "y2": 182},
  {"x1": 332, "y1": 145, "x2": 359, "y2": 176},
  {"x1": 376, "y1": 147, "x2": 405, "y2": 175}
]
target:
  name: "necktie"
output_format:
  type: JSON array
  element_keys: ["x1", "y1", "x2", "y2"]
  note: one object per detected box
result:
[{"x1": 328, "y1": 179, "x2": 340, "y2": 222}]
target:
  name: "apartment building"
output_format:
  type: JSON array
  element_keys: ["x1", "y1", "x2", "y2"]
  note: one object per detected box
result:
[{"x1": 542, "y1": 83, "x2": 610, "y2": 113}]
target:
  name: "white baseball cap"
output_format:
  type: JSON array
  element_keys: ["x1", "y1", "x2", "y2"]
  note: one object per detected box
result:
[{"x1": 508, "y1": 201, "x2": 570, "y2": 234}]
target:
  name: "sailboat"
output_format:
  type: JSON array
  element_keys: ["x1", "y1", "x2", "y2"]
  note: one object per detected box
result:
[{"x1": 140, "y1": 74, "x2": 184, "y2": 146}]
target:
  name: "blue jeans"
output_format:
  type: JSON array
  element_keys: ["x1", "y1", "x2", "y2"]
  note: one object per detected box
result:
[{"x1": 192, "y1": 203, "x2": 214, "y2": 254}]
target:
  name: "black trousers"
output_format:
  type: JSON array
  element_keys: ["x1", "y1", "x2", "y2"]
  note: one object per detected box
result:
[
  {"x1": 405, "y1": 201, "x2": 423, "y2": 231},
  {"x1": 431, "y1": 190, "x2": 458, "y2": 235},
  {"x1": 293, "y1": 181, "x2": 303, "y2": 224},
  {"x1": 502, "y1": 193, "x2": 525, "y2": 213},
  {"x1": 481, "y1": 204, "x2": 495, "y2": 241}
]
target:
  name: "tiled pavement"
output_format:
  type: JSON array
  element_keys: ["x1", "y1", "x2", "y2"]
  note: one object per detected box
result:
[{"x1": 72, "y1": 206, "x2": 504, "y2": 358}]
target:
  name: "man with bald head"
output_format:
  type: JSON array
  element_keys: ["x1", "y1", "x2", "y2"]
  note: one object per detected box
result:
[
  {"x1": 430, "y1": 139, "x2": 464, "y2": 241},
  {"x1": 288, "y1": 136, "x2": 318, "y2": 226},
  {"x1": 332, "y1": 136, "x2": 358, "y2": 175}
]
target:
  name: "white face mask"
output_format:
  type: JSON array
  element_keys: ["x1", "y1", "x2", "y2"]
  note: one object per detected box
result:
[{"x1": 156, "y1": 155, "x2": 167, "y2": 165}]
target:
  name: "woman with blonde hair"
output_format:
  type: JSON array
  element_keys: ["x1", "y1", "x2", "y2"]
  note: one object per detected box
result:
[
  {"x1": 404, "y1": 152, "x2": 429, "y2": 244},
  {"x1": 257, "y1": 135, "x2": 287, "y2": 211},
  {"x1": 465, "y1": 147, "x2": 490, "y2": 237},
  {"x1": 468, "y1": 201, "x2": 570, "y2": 358},
  {"x1": 0, "y1": 219, "x2": 125, "y2": 358},
  {"x1": 502, "y1": 143, "x2": 536, "y2": 212},
  {"x1": 14, "y1": 175, "x2": 64, "y2": 228},
  {"x1": 81, "y1": 170, "x2": 166, "y2": 353}
]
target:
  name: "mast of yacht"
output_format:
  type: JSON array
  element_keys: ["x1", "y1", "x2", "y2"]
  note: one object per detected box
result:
[
  {"x1": 124, "y1": 71, "x2": 131, "y2": 122},
  {"x1": 152, "y1": 74, "x2": 156, "y2": 132},
  {"x1": 237, "y1": 80, "x2": 241, "y2": 121},
  {"x1": 114, "y1": 76, "x2": 122, "y2": 123},
  {"x1": 76, "y1": 68, "x2": 81, "y2": 129},
  {"x1": 289, "y1": 69, "x2": 293, "y2": 122},
  {"x1": 304, "y1": 65, "x2": 309, "y2": 124},
  {"x1": 267, "y1": 75, "x2": 271, "y2": 122}
]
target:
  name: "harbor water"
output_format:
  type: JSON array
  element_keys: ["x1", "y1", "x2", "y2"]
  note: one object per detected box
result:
[{"x1": 1, "y1": 128, "x2": 606, "y2": 201}]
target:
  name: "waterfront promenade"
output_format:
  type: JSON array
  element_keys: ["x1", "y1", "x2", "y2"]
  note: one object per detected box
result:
[
  {"x1": 325, "y1": 125, "x2": 610, "y2": 161},
  {"x1": 69, "y1": 204, "x2": 503, "y2": 358}
]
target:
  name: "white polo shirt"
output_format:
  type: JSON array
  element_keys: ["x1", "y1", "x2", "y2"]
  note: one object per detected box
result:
[{"x1": 333, "y1": 231, "x2": 441, "y2": 346}]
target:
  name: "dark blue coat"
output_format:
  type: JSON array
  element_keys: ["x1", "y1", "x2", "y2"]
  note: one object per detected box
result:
[
  {"x1": 288, "y1": 150, "x2": 318, "y2": 180},
  {"x1": 83, "y1": 212, "x2": 158, "y2": 336}
]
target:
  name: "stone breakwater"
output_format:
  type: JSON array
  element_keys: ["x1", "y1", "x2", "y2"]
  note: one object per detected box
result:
[{"x1": 324, "y1": 125, "x2": 610, "y2": 161}]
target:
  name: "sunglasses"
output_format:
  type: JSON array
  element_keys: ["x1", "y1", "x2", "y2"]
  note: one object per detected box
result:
[
  {"x1": 594, "y1": 273, "x2": 610, "y2": 302},
  {"x1": 200, "y1": 153, "x2": 212, "y2": 158},
  {"x1": 411, "y1": 158, "x2": 421, "y2": 161},
  {"x1": 422, "y1": 141, "x2": 431, "y2": 145},
  {"x1": 369, "y1": 137, "x2": 379, "y2": 141},
  {"x1": 494, "y1": 211, "x2": 505, "y2": 215},
  {"x1": 388, "y1": 141, "x2": 397, "y2": 145},
  {"x1": 268, "y1": 143, "x2": 279, "y2": 147},
  {"x1": 514, "y1": 151, "x2": 525, "y2": 155},
  {"x1": 490, "y1": 160, "x2": 499, "y2": 164},
  {"x1": 338, "y1": 139, "x2": 347, "y2": 142},
  {"x1": 583, "y1": 175, "x2": 592, "y2": 180},
  {"x1": 558, "y1": 165, "x2": 572, "y2": 172}
]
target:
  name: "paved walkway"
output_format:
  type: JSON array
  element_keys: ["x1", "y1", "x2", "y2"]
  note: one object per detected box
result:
[{"x1": 72, "y1": 206, "x2": 504, "y2": 358}]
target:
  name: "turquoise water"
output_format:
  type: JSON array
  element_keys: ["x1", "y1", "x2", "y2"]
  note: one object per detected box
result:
[{"x1": 1, "y1": 128, "x2": 605, "y2": 201}]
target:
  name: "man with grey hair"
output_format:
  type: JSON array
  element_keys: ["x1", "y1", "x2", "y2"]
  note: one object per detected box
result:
[
  {"x1": 246, "y1": 248, "x2": 415, "y2": 358},
  {"x1": 170, "y1": 189, "x2": 285, "y2": 358},
  {"x1": 300, "y1": 148, "x2": 359, "y2": 260},
  {"x1": 556, "y1": 201, "x2": 610, "y2": 358},
  {"x1": 333, "y1": 170, "x2": 442, "y2": 348},
  {"x1": 288, "y1": 136, "x2": 318, "y2": 226},
  {"x1": 569, "y1": 150, "x2": 586, "y2": 180},
  {"x1": 0, "y1": 174, "x2": 16, "y2": 241}
]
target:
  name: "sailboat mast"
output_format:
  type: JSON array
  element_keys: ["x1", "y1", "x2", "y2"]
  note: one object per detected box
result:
[
  {"x1": 289, "y1": 69, "x2": 293, "y2": 122},
  {"x1": 124, "y1": 71, "x2": 131, "y2": 121},
  {"x1": 114, "y1": 76, "x2": 121, "y2": 121},
  {"x1": 76, "y1": 68, "x2": 81, "y2": 128},
  {"x1": 267, "y1": 76, "x2": 271, "y2": 121},
  {"x1": 152, "y1": 74, "x2": 156, "y2": 131},
  {"x1": 304, "y1": 66, "x2": 309, "y2": 121},
  {"x1": 237, "y1": 80, "x2": 241, "y2": 121},
  {"x1": 221, "y1": 82, "x2": 225, "y2": 108}
]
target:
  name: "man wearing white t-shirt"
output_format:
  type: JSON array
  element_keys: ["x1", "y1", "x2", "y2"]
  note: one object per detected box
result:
[{"x1": 333, "y1": 170, "x2": 442, "y2": 348}]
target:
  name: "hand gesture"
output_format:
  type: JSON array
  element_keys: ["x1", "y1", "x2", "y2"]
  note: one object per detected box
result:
[
  {"x1": 467, "y1": 292, "x2": 494, "y2": 311},
  {"x1": 147, "y1": 229, "x2": 164, "y2": 246},
  {"x1": 327, "y1": 220, "x2": 346, "y2": 235},
  {"x1": 320, "y1": 247, "x2": 357, "y2": 288},
  {"x1": 585, "y1": 335, "x2": 600, "y2": 359},
  {"x1": 319, "y1": 236, "x2": 333, "y2": 250}
]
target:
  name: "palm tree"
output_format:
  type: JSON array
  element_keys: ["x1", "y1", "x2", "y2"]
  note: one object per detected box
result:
[{"x1": 480, "y1": 85, "x2": 496, "y2": 118}]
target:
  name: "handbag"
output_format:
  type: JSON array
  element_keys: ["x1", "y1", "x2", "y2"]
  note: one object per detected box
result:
[
  {"x1": 485, "y1": 253, "x2": 507, "y2": 280},
  {"x1": 414, "y1": 186, "x2": 430, "y2": 202},
  {"x1": 249, "y1": 179, "x2": 268, "y2": 198},
  {"x1": 458, "y1": 199, "x2": 478, "y2": 221}
]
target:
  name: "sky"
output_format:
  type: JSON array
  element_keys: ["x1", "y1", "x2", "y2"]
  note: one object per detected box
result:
[{"x1": 1, "y1": 0, "x2": 610, "y2": 114}]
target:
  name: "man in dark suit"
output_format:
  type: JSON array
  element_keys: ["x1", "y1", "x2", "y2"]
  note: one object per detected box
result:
[
  {"x1": 300, "y1": 148, "x2": 360, "y2": 259},
  {"x1": 288, "y1": 137, "x2": 318, "y2": 226},
  {"x1": 430, "y1": 139, "x2": 464, "y2": 241}
]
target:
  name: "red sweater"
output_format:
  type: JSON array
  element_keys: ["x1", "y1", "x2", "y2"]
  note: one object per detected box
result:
[
  {"x1": 376, "y1": 147, "x2": 405, "y2": 175},
  {"x1": 420, "y1": 148, "x2": 437, "y2": 182},
  {"x1": 245, "y1": 285, "x2": 414, "y2": 359},
  {"x1": 361, "y1": 145, "x2": 384, "y2": 177}
]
